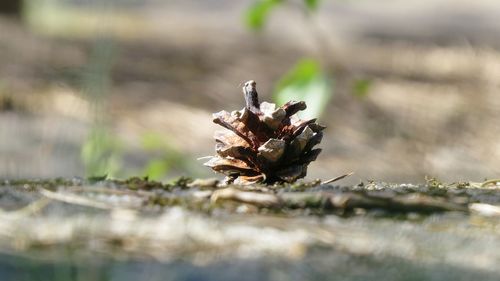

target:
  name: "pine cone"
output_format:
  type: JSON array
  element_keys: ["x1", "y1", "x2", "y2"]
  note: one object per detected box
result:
[{"x1": 205, "y1": 80, "x2": 325, "y2": 184}]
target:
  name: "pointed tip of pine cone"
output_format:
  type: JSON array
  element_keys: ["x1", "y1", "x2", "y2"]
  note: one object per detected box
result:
[{"x1": 206, "y1": 80, "x2": 326, "y2": 184}]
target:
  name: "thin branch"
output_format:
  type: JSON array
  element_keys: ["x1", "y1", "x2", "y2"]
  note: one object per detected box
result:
[
  {"x1": 40, "y1": 189, "x2": 113, "y2": 210},
  {"x1": 210, "y1": 187, "x2": 468, "y2": 213},
  {"x1": 211, "y1": 187, "x2": 280, "y2": 208},
  {"x1": 480, "y1": 179, "x2": 500, "y2": 188},
  {"x1": 469, "y1": 203, "x2": 500, "y2": 217},
  {"x1": 321, "y1": 172, "x2": 354, "y2": 185}
]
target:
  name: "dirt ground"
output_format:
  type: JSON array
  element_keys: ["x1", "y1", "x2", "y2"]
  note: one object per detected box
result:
[
  {"x1": 0, "y1": 178, "x2": 498, "y2": 280},
  {"x1": 1, "y1": 0, "x2": 500, "y2": 183}
]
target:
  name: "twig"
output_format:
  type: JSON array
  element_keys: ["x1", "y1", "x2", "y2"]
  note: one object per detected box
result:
[
  {"x1": 197, "y1": 156, "x2": 213, "y2": 161},
  {"x1": 469, "y1": 203, "x2": 500, "y2": 217},
  {"x1": 61, "y1": 186, "x2": 154, "y2": 197},
  {"x1": 480, "y1": 179, "x2": 500, "y2": 188},
  {"x1": 321, "y1": 172, "x2": 354, "y2": 185},
  {"x1": 211, "y1": 187, "x2": 280, "y2": 208},
  {"x1": 40, "y1": 189, "x2": 112, "y2": 210},
  {"x1": 210, "y1": 187, "x2": 468, "y2": 213},
  {"x1": 281, "y1": 192, "x2": 468, "y2": 213}
]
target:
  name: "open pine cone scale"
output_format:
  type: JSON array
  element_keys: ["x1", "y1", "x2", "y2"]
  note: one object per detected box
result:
[{"x1": 205, "y1": 80, "x2": 325, "y2": 184}]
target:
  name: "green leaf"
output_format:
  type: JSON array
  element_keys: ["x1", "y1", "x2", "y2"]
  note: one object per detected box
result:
[
  {"x1": 141, "y1": 132, "x2": 168, "y2": 150},
  {"x1": 143, "y1": 160, "x2": 170, "y2": 181},
  {"x1": 304, "y1": 0, "x2": 320, "y2": 10},
  {"x1": 274, "y1": 59, "x2": 333, "y2": 119},
  {"x1": 245, "y1": 0, "x2": 282, "y2": 31},
  {"x1": 81, "y1": 128, "x2": 122, "y2": 178},
  {"x1": 139, "y1": 132, "x2": 186, "y2": 180},
  {"x1": 353, "y1": 79, "x2": 372, "y2": 97}
]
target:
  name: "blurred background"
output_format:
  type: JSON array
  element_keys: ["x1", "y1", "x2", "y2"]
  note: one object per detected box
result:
[{"x1": 1, "y1": 0, "x2": 500, "y2": 184}]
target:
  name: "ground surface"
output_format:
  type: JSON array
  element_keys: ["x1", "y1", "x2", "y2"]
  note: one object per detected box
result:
[{"x1": 0, "y1": 178, "x2": 499, "y2": 280}]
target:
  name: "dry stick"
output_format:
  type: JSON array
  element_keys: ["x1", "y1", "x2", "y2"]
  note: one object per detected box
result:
[
  {"x1": 282, "y1": 192, "x2": 468, "y2": 213},
  {"x1": 469, "y1": 203, "x2": 500, "y2": 217},
  {"x1": 211, "y1": 187, "x2": 280, "y2": 208},
  {"x1": 480, "y1": 179, "x2": 500, "y2": 187},
  {"x1": 62, "y1": 186, "x2": 154, "y2": 197},
  {"x1": 321, "y1": 172, "x2": 354, "y2": 185},
  {"x1": 210, "y1": 187, "x2": 468, "y2": 213},
  {"x1": 40, "y1": 189, "x2": 113, "y2": 210}
]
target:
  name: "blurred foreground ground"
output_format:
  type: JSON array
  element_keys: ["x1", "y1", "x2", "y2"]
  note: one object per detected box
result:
[
  {"x1": 0, "y1": 178, "x2": 498, "y2": 280},
  {"x1": 1, "y1": 0, "x2": 500, "y2": 183}
]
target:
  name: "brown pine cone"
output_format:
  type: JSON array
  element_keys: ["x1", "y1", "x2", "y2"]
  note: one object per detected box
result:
[{"x1": 205, "y1": 80, "x2": 325, "y2": 184}]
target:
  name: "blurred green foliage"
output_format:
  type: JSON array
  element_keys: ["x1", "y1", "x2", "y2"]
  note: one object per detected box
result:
[
  {"x1": 245, "y1": 0, "x2": 281, "y2": 30},
  {"x1": 245, "y1": 0, "x2": 321, "y2": 31},
  {"x1": 81, "y1": 130, "x2": 191, "y2": 180},
  {"x1": 246, "y1": 0, "x2": 333, "y2": 119},
  {"x1": 81, "y1": 128, "x2": 123, "y2": 178},
  {"x1": 274, "y1": 59, "x2": 332, "y2": 119},
  {"x1": 140, "y1": 133, "x2": 188, "y2": 180},
  {"x1": 246, "y1": 0, "x2": 371, "y2": 119},
  {"x1": 80, "y1": 37, "x2": 119, "y2": 178},
  {"x1": 304, "y1": 0, "x2": 321, "y2": 11},
  {"x1": 82, "y1": 38, "x2": 115, "y2": 100},
  {"x1": 75, "y1": 34, "x2": 194, "y2": 180},
  {"x1": 353, "y1": 79, "x2": 372, "y2": 98}
]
